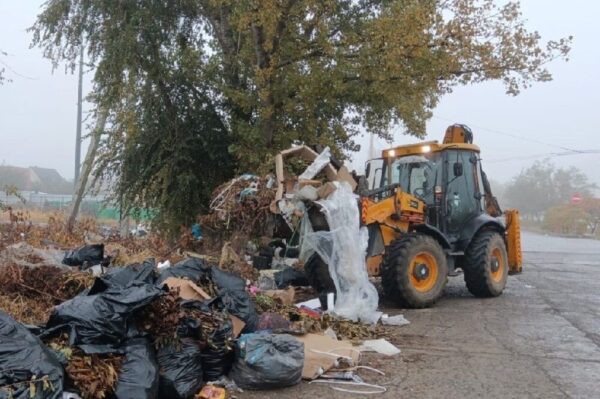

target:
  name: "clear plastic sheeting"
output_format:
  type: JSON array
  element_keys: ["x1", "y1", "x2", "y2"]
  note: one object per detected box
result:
[
  {"x1": 298, "y1": 147, "x2": 331, "y2": 180},
  {"x1": 300, "y1": 182, "x2": 381, "y2": 323}
]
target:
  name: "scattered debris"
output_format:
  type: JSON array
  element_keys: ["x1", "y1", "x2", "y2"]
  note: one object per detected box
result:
[
  {"x1": 381, "y1": 314, "x2": 410, "y2": 326},
  {"x1": 196, "y1": 385, "x2": 227, "y2": 399},
  {"x1": 358, "y1": 339, "x2": 401, "y2": 356},
  {"x1": 308, "y1": 379, "x2": 387, "y2": 395},
  {"x1": 296, "y1": 333, "x2": 359, "y2": 380}
]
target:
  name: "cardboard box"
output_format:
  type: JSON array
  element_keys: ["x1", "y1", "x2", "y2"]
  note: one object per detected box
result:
[
  {"x1": 295, "y1": 333, "x2": 359, "y2": 380},
  {"x1": 275, "y1": 145, "x2": 338, "y2": 200},
  {"x1": 163, "y1": 277, "x2": 211, "y2": 301}
]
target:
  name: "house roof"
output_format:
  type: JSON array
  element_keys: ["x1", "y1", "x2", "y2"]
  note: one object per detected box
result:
[{"x1": 0, "y1": 165, "x2": 72, "y2": 194}]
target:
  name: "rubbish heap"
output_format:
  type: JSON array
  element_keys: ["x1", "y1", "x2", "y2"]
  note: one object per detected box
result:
[{"x1": 0, "y1": 145, "x2": 410, "y2": 398}]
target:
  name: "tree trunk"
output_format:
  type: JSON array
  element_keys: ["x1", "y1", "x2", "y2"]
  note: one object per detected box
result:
[{"x1": 67, "y1": 112, "x2": 108, "y2": 232}]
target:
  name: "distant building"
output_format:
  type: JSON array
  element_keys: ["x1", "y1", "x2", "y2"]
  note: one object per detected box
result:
[{"x1": 0, "y1": 165, "x2": 73, "y2": 194}]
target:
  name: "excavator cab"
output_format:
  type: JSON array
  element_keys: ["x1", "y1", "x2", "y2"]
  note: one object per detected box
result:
[{"x1": 305, "y1": 124, "x2": 522, "y2": 309}]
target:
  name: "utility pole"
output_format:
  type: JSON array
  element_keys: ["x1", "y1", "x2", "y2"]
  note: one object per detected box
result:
[
  {"x1": 368, "y1": 132, "x2": 376, "y2": 160},
  {"x1": 74, "y1": 44, "x2": 84, "y2": 187},
  {"x1": 68, "y1": 111, "x2": 107, "y2": 232}
]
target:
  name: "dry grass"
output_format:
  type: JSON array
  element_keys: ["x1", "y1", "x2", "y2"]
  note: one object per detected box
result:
[
  {"x1": 0, "y1": 208, "x2": 118, "y2": 226},
  {"x1": 0, "y1": 263, "x2": 95, "y2": 326},
  {"x1": 0, "y1": 294, "x2": 51, "y2": 325},
  {"x1": 48, "y1": 335, "x2": 123, "y2": 399}
]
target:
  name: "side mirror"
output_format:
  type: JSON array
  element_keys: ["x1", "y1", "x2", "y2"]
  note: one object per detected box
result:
[{"x1": 453, "y1": 162, "x2": 463, "y2": 177}]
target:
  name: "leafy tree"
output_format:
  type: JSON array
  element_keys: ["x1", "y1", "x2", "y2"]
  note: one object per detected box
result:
[
  {"x1": 30, "y1": 0, "x2": 571, "y2": 231},
  {"x1": 504, "y1": 161, "x2": 596, "y2": 219},
  {"x1": 543, "y1": 204, "x2": 589, "y2": 236},
  {"x1": 33, "y1": 2, "x2": 236, "y2": 233},
  {"x1": 580, "y1": 198, "x2": 600, "y2": 235},
  {"x1": 553, "y1": 167, "x2": 594, "y2": 204}
]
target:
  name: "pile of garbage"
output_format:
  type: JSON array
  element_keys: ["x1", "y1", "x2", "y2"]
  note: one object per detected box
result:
[
  {"x1": 200, "y1": 175, "x2": 276, "y2": 239},
  {"x1": 0, "y1": 145, "x2": 412, "y2": 397},
  {"x1": 0, "y1": 252, "x2": 403, "y2": 398}
]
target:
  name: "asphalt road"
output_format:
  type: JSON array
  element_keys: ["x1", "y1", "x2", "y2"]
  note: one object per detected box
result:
[{"x1": 241, "y1": 231, "x2": 600, "y2": 399}]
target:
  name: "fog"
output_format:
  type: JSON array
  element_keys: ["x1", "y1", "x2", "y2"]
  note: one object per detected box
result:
[{"x1": 0, "y1": 0, "x2": 598, "y2": 186}]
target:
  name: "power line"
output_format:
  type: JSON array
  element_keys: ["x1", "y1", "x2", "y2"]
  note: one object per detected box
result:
[
  {"x1": 0, "y1": 59, "x2": 38, "y2": 81},
  {"x1": 485, "y1": 150, "x2": 600, "y2": 163},
  {"x1": 432, "y1": 115, "x2": 585, "y2": 153}
]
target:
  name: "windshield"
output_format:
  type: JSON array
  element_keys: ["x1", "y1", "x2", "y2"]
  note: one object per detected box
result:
[{"x1": 380, "y1": 152, "x2": 442, "y2": 205}]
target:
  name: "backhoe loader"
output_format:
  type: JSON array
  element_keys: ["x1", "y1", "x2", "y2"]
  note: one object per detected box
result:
[{"x1": 304, "y1": 124, "x2": 522, "y2": 308}]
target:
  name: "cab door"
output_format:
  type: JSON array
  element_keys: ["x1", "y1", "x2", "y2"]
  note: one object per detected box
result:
[{"x1": 444, "y1": 150, "x2": 482, "y2": 240}]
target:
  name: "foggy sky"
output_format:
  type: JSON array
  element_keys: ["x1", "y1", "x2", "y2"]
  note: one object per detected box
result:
[{"x1": 0, "y1": 0, "x2": 598, "y2": 188}]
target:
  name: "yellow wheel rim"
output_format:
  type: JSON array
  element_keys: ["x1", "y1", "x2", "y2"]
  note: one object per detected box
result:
[
  {"x1": 490, "y1": 247, "x2": 505, "y2": 283},
  {"x1": 408, "y1": 252, "x2": 439, "y2": 293}
]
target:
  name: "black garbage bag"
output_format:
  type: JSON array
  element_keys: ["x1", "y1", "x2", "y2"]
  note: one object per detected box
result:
[
  {"x1": 210, "y1": 290, "x2": 258, "y2": 333},
  {"x1": 90, "y1": 259, "x2": 157, "y2": 293},
  {"x1": 44, "y1": 282, "x2": 164, "y2": 354},
  {"x1": 177, "y1": 301, "x2": 235, "y2": 382},
  {"x1": 156, "y1": 257, "x2": 212, "y2": 285},
  {"x1": 114, "y1": 338, "x2": 159, "y2": 399},
  {"x1": 157, "y1": 338, "x2": 204, "y2": 399},
  {"x1": 252, "y1": 255, "x2": 271, "y2": 270},
  {"x1": 62, "y1": 244, "x2": 104, "y2": 267},
  {"x1": 208, "y1": 267, "x2": 259, "y2": 332},
  {"x1": 229, "y1": 333, "x2": 304, "y2": 390},
  {"x1": 200, "y1": 317, "x2": 234, "y2": 381},
  {"x1": 0, "y1": 311, "x2": 64, "y2": 399},
  {"x1": 211, "y1": 267, "x2": 246, "y2": 291},
  {"x1": 274, "y1": 266, "x2": 309, "y2": 288}
]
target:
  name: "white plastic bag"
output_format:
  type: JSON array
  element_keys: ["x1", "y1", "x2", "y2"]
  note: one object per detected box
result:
[{"x1": 300, "y1": 182, "x2": 381, "y2": 323}]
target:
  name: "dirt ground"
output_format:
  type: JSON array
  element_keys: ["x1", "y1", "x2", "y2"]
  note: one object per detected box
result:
[{"x1": 240, "y1": 231, "x2": 600, "y2": 399}]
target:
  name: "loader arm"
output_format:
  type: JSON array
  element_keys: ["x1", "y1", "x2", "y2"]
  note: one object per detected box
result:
[{"x1": 361, "y1": 188, "x2": 426, "y2": 245}]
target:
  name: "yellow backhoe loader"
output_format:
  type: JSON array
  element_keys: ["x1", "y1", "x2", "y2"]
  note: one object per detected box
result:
[{"x1": 304, "y1": 124, "x2": 522, "y2": 308}]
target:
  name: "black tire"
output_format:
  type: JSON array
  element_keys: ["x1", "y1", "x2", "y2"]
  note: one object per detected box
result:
[
  {"x1": 463, "y1": 231, "x2": 508, "y2": 297},
  {"x1": 382, "y1": 234, "x2": 448, "y2": 308},
  {"x1": 304, "y1": 252, "x2": 336, "y2": 294}
]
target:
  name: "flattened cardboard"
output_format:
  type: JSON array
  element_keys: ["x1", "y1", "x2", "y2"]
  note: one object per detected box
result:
[
  {"x1": 163, "y1": 277, "x2": 211, "y2": 301},
  {"x1": 230, "y1": 315, "x2": 245, "y2": 338},
  {"x1": 295, "y1": 333, "x2": 359, "y2": 380}
]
